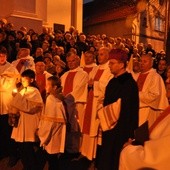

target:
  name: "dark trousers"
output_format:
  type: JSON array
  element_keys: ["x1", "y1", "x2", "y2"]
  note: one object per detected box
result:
[
  {"x1": 34, "y1": 149, "x2": 61, "y2": 170},
  {"x1": 0, "y1": 114, "x2": 17, "y2": 158},
  {"x1": 19, "y1": 142, "x2": 38, "y2": 170},
  {"x1": 97, "y1": 129, "x2": 124, "y2": 170},
  {"x1": 47, "y1": 153, "x2": 60, "y2": 170}
]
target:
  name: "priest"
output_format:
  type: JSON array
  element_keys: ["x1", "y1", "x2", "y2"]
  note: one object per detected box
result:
[{"x1": 97, "y1": 49, "x2": 139, "y2": 170}]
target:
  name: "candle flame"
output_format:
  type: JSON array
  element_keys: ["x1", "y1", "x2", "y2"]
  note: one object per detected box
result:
[{"x1": 13, "y1": 88, "x2": 18, "y2": 93}]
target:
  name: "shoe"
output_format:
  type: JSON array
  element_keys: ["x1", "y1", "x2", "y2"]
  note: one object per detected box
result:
[
  {"x1": 71, "y1": 154, "x2": 85, "y2": 161},
  {"x1": 88, "y1": 160, "x2": 97, "y2": 170}
]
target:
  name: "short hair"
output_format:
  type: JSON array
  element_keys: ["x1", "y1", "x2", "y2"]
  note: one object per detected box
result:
[
  {"x1": 141, "y1": 53, "x2": 153, "y2": 59},
  {"x1": 141, "y1": 53, "x2": 154, "y2": 66},
  {"x1": 17, "y1": 48, "x2": 30, "y2": 59},
  {"x1": 34, "y1": 57, "x2": 44, "y2": 64},
  {"x1": 44, "y1": 53, "x2": 52, "y2": 61},
  {"x1": 21, "y1": 69, "x2": 39, "y2": 89},
  {"x1": 89, "y1": 46, "x2": 96, "y2": 52},
  {"x1": 99, "y1": 47, "x2": 110, "y2": 54},
  {"x1": 47, "y1": 76, "x2": 61, "y2": 88},
  {"x1": 66, "y1": 52, "x2": 79, "y2": 59},
  {"x1": 53, "y1": 55, "x2": 60, "y2": 61},
  {"x1": 158, "y1": 58, "x2": 167, "y2": 64},
  {"x1": 36, "y1": 47, "x2": 43, "y2": 51},
  {"x1": 69, "y1": 48, "x2": 77, "y2": 54},
  {"x1": 58, "y1": 46, "x2": 64, "y2": 51},
  {"x1": 21, "y1": 69, "x2": 35, "y2": 79},
  {"x1": 84, "y1": 50, "x2": 95, "y2": 59},
  {"x1": 0, "y1": 46, "x2": 7, "y2": 55},
  {"x1": 66, "y1": 52, "x2": 80, "y2": 66},
  {"x1": 85, "y1": 50, "x2": 94, "y2": 56}
]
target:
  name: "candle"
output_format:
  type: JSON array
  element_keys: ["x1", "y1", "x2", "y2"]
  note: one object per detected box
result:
[{"x1": 12, "y1": 88, "x2": 18, "y2": 93}]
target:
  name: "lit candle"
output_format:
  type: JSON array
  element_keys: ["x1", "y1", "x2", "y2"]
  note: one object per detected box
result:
[{"x1": 12, "y1": 88, "x2": 18, "y2": 93}]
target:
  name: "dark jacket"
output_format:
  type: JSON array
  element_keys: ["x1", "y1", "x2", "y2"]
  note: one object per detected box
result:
[{"x1": 98, "y1": 72, "x2": 139, "y2": 170}]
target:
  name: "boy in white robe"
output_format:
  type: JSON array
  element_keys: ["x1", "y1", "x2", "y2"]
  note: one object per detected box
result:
[
  {"x1": 38, "y1": 76, "x2": 66, "y2": 170},
  {"x1": 10, "y1": 69, "x2": 43, "y2": 170}
]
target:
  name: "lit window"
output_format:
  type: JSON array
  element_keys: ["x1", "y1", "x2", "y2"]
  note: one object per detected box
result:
[{"x1": 155, "y1": 17, "x2": 164, "y2": 32}]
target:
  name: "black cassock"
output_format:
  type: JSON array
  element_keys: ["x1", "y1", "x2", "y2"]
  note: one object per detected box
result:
[{"x1": 97, "y1": 72, "x2": 139, "y2": 170}]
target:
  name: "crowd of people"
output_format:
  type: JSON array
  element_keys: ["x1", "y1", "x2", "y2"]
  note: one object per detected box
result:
[{"x1": 0, "y1": 17, "x2": 170, "y2": 170}]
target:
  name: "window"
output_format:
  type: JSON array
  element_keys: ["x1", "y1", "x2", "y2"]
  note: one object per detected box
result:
[
  {"x1": 142, "y1": 17, "x2": 147, "y2": 27},
  {"x1": 54, "y1": 24, "x2": 65, "y2": 33},
  {"x1": 155, "y1": 17, "x2": 164, "y2": 32}
]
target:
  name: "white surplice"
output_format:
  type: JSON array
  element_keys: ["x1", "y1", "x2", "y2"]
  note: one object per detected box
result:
[
  {"x1": 38, "y1": 95, "x2": 66, "y2": 154},
  {"x1": 119, "y1": 113, "x2": 170, "y2": 170},
  {"x1": 10, "y1": 86, "x2": 43, "y2": 142},
  {"x1": 61, "y1": 67, "x2": 88, "y2": 129},
  {"x1": 136, "y1": 68, "x2": 169, "y2": 127},
  {"x1": 12, "y1": 55, "x2": 35, "y2": 74},
  {"x1": 0, "y1": 62, "x2": 19, "y2": 114},
  {"x1": 81, "y1": 61, "x2": 113, "y2": 160},
  {"x1": 83, "y1": 63, "x2": 98, "y2": 75}
]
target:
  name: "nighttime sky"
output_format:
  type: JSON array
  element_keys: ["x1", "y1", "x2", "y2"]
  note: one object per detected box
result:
[{"x1": 83, "y1": 0, "x2": 94, "y2": 4}]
